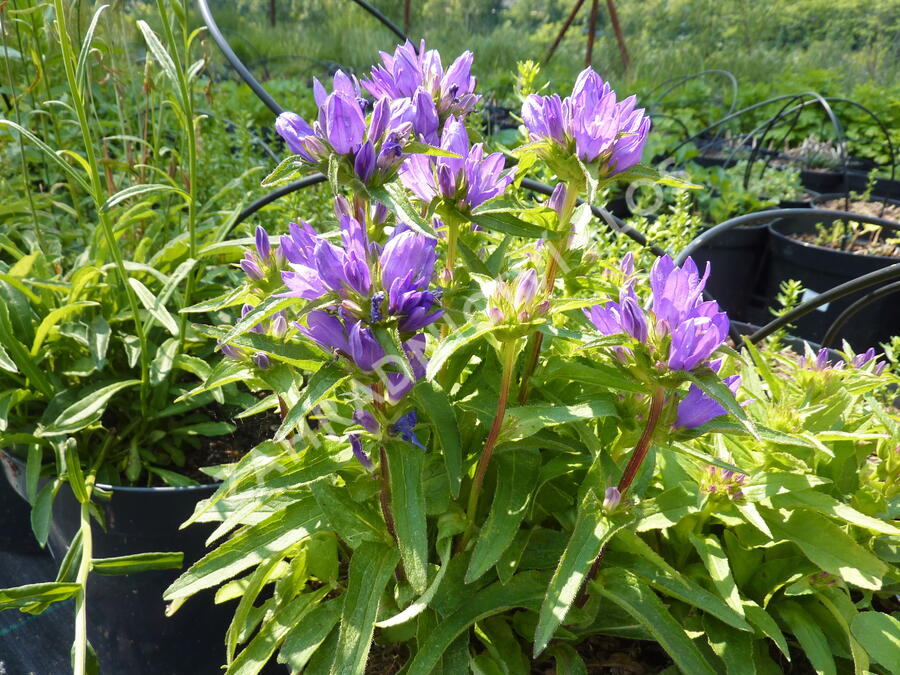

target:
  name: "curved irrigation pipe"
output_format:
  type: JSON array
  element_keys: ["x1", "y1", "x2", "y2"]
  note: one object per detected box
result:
[{"x1": 821, "y1": 280, "x2": 900, "y2": 348}]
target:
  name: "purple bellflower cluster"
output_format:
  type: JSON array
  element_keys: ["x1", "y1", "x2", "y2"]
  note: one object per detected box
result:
[
  {"x1": 522, "y1": 67, "x2": 650, "y2": 181},
  {"x1": 275, "y1": 71, "x2": 425, "y2": 188},
  {"x1": 400, "y1": 115, "x2": 516, "y2": 215},
  {"x1": 800, "y1": 346, "x2": 887, "y2": 374},
  {"x1": 585, "y1": 254, "x2": 739, "y2": 429},
  {"x1": 362, "y1": 40, "x2": 480, "y2": 122},
  {"x1": 279, "y1": 213, "x2": 442, "y2": 333}
]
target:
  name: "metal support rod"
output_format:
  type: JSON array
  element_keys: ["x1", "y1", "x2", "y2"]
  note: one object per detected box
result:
[
  {"x1": 585, "y1": 0, "x2": 599, "y2": 66},
  {"x1": 544, "y1": 0, "x2": 587, "y2": 65},
  {"x1": 605, "y1": 0, "x2": 629, "y2": 73}
]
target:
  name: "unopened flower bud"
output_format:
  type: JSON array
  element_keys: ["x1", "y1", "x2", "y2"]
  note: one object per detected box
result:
[
  {"x1": 252, "y1": 352, "x2": 271, "y2": 370},
  {"x1": 352, "y1": 409, "x2": 380, "y2": 434},
  {"x1": 255, "y1": 225, "x2": 271, "y2": 261},
  {"x1": 240, "y1": 255, "x2": 264, "y2": 281},
  {"x1": 334, "y1": 195, "x2": 353, "y2": 218},
  {"x1": 547, "y1": 182, "x2": 568, "y2": 221},
  {"x1": 220, "y1": 343, "x2": 243, "y2": 360},
  {"x1": 271, "y1": 313, "x2": 288, "y2": 338},
  {"x1": 488, "y1": 306, "x2": 504, "y2": 324},
  {"x1": 513, "y1": 269, "x2": 539, "y2": 309},
  {"x1": 603, "y1": 486, "x2": 621, "y2": 511}
]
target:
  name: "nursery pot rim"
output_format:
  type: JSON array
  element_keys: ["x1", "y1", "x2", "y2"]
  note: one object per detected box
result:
[{"x1": 768, "y1": 217, "x2": 900, "y2": 262}]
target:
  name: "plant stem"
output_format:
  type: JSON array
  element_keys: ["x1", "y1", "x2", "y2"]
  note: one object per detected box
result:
[
  {"x1": 517, "y1": 184, "x2": 580, "y2": 404},
  {"x1": 53, "y1": 0, "x2": 151, "y2": 410},
  {"x1": 578, "y1": 386, "x2": 666, "y2": 606},
  {"x1": 72, "y1": 499, "x2": 92, "y2": 675},
  {"x1": 458, "y1": 338, "x2": 518, "y2": 552},
  {"x1": 378, "y1": 445, "x2": 397, "y2": 541},
  {"x1": 616, "y1": 386, "x2": 666, "y2": 495}
]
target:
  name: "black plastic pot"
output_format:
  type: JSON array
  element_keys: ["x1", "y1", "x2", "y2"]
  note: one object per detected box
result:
[
  {"x1": 1, "y1": 452, "x2": 231, "y2": 675},
  {"x1": 692, "y1": 222, "x2": 770, "y2": 319},
  {"x1": 763, "y1": 217, "x2": 900, "y2": 348},
  {"x1": 0, "y1": 451, "x2": 41, "y2": 554},
  {"x1": 810, "y1": 192, "x2": 900, "y2": 214},
  {"x1": 845, "y1": 171, "x2": 900, "y2": 200}
]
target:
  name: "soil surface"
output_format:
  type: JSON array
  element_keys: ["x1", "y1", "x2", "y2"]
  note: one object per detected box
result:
[{"x1": 178, "y1": 405, "x2": 281, "y2": 484}]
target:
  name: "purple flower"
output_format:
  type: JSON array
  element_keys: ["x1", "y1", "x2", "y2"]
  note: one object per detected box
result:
[
  {"x1": 583, "y1": 286, "x2": 647, "y2": 342},
  {"x1": 400, "y1": 116, "x2": 515, "y2": 212},
  {"x1": 800, "y1": 348, "x2": 845, "y2": 371},
  {"x1": 675, "y1": 374, "x2": 741, "y2": 429},
  {"x1": 279, "y1": 212, "x2": 442, "y2": 332},
  {"x1": 252, "y1": 352, "x2": 271, "y2": 370},
  {"x1": 522, "y1": 67, "x2": 649, "y2": 177},
  {"x1": 602, "y1": 486, "x2": 622, "y2": 511},
  {"x1": 349, "y1": 434, "x2": 374, "y2": 471},
  {"x1": 274, "y1": 72, "x2": 418, "y2": 188},
  {"x1": 650, "y1": 256, "x2": 710, "y2": 331},
  {"x1": 255, "y1": 225, "x2": 271, "y2": 261},
  {"x1": 362, "y1": 40, "x2": 481, "y2": 120},
  {"x1": 239, "y1": 254, "x2": 264, "y2": 281},
  {"x1": 353, "y1": 409, "x2": 380, "y2": 434},
  {"x1": 547, "y1": 183, "x2": 568, "y2": 220},
  {"x1": 390, "y1": 410, "x2": 426, "y2": 450},
  {"x1": 667, "y1": 308, "x2": 730, "y2": 371}
]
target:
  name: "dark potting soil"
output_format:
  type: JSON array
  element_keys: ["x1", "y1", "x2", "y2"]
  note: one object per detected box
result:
[
  {"x1": 788, "y1": 198, "x2": 900, "y2": 258},
  {"x1": 174, "y1": 405, "x2": 282, "y2": 485}
]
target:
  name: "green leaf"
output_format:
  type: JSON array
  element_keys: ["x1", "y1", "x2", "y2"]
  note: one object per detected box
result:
[
  {"x1": 30, "y1": 479, "x2": 60, "y2": 546},
  {"x1": 0, "y1": 582, "x2": 81, "y2": 610},
  {"x1": 503, "y1": 399, "x2": 617, "y2": 442},
  {"x1": 369, "y1": 183, "x2": 437, "y2": 238},
  {"x1": 136, "y1": 20, "x2": 183, "y2": 108},
  {"x1": 164, "y1": 497, "x2": 324, "y2": 601},
  {"x1": 0, "y1": 302, "x2": 53, "y2": 397},
  {"x1": 310, "y1": 478, "x2": 389, "y2": 548},
  {"x1": 30, "y1": 301, "x2": 98, "y2": 356},
  {"x1": 533, "y1": 492, "x2": 627, "y2": 656},
  {"x1": 45, "y1": 380, "x2": 141, "y2": 435},
  {"x1": 689, "y1": 533, "x2": 745, "y2": 616},
  {"x1": 686, "y1": 368, "x2": 757, "y2": 438},
  {"x1": 850, "y1": 611, "x2": 900, "y2": 670},
  {"x1": 466, "y1": 449, "x2": 541, "y2": 583},
  {"x1": 261, "y1": 155, "x2": 305, "y2": 187},
  {"x1": 469, "y1": 210, "x2": 549, "y2": 238},
  {"x1": 777, "y1": 601, "x2": 836, "y2": 675},
  {"x1": 594, "y1": 568, "x2": 717, "y2": 675},
  {"x1": 329, "y1": 542, "x2": 400, "y2": 675},
  {"x1": 385, "y1": 442, "x2": 428, "y2": 593},
  {"x1": 761, "y1": 507, "x2": 888, "y2": 590},
  {"x1": 426, "y1": 321, "x2": 501, "y2": 380},
  {"x1": 278, "y1": 598, "x2": 342, "y2": 672},
  {"x1": 92, "y1": 552, "x2": 183, "y2": 575},
  {"x1": 226, "y1": 587, "x2": 331, "y2": 675},
  {"x1": 703, "y1": 615, "x2": 755, "y2": 675},
  {"x1": 406, "y1": 572, "x2": 548, "y2": 675},
  {"x1": 412, "y1": 379, "x2": 462, "y2": 497},
  {"x1": 541, "y1": 359, "x2": 646, "y2": 393},
  {"x1": 101, "y1": 183, "x2": 190, "y2": 212},
  {"x1": 275, "y1": 363, "x2": 347, "y2": 442},
  {"x1": 770, "y1": 490, "x2": 900, "y2": 535},
  {"x1": 128, "y1": 278, "x2": 179, "y2": 336},
  {"x1": 75, "y1": 5, "x2": 108, "y2": 89},
  {"x1": 740, "y1": 472, "x2": 829, "y2": 502},
  {"x1": 0, "y1": 120, "x2": 91, "y2": 192}
]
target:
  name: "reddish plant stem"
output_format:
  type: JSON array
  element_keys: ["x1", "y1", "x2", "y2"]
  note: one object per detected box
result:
[
  {"x1": 456, "y1": 339, "x2": 518, "y2": 553},
  {"x1": 379, "y1": 445, "x2": 397, "y2": 541},
  {"x1": 577, "y1": 386, "x2": 666, "y2": 606}
]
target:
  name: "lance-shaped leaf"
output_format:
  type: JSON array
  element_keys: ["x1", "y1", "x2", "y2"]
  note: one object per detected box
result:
[{"x1": 275, "y1": 363, "x2": 347, "y2": 441}]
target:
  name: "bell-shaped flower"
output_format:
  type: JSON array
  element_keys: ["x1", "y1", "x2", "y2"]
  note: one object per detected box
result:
[
  {"x1": 650, "y1": 255, "x2": 710, "y2": 331},
  {"x1": 583, "y1": 286, "x2": 647, "y2": 342},
  {"x1": 667, "y1": 307, "x2": 730, "y2": 372},
  {"x1": 362, "y1": 40, "x2": 480, "y2": 120},
  {"x1": 522, "y1": 66, "x2": 649, "y2": 178},
  {"x1": 400, "y1": 116, "x2": 515, "y2": 213},
  {"x1": 675, "y1": 374, "x2": 742, "y2": 429}
]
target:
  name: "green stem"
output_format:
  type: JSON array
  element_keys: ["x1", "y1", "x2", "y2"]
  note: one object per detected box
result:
[
  {"x1": 458, "y1": 339, "x2": 518, "y2": 552},
  {"x1": 72, "y1": 499, "x2": 92, "y2": 675},
  {"x1": 378, "y1": 445, "x2": 397, "y2": 541},
  {"x1": 517, "y1": 182, "x2": 580, "y2": 404},
  {"x1": 53, "y1": 0, "x2": 151, "y2": 411}
]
